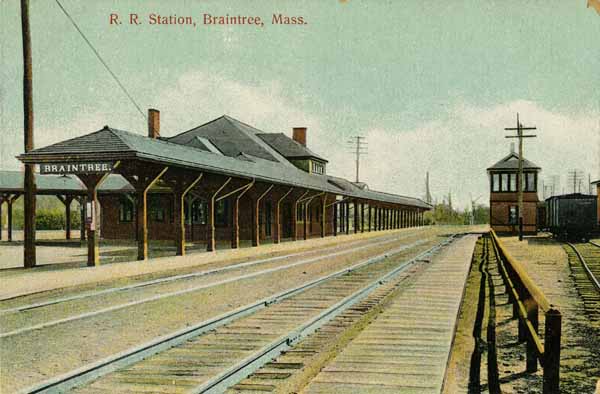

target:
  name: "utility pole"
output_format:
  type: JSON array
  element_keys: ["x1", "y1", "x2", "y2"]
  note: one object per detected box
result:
[
  {"x1": 505, "y1": 113, "x2": 537, "y2": 242},
  {"x1": 21, "y1": 0, "x2": 36, "y2": 268},
  {"x1": 567, "y1": 169, "x2": 584, "y2": 194},
  {"x1": 347, "y1": 136, "x2": 367, "y2": 183},
  {"x1": 469, "y1": 194, "x2": 482, "y2": 225}
]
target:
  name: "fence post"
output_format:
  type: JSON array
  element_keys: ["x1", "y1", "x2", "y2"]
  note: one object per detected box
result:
[
  {"x1": 516, "y1": 283, "x2": 526, "y2": 342},
  {"x1": 526, "y1": 299, "x2": 539, "y2": 372},
  {"x1": 543, "y1": 308, "x2": 561, "y2": 394}
]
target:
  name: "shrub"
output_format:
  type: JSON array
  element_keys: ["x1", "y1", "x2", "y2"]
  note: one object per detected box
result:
[{"x1": 8, "y1": 208, "x2": 81, "y2": 230}]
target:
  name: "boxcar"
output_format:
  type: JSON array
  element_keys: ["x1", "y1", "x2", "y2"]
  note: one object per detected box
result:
[{"x1": 546, "y1": 193, "x2": 597, "y2": 241}]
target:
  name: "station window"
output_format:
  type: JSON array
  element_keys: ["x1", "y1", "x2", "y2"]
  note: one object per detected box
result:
[
  {"x1": 215, "y1": 200, "x2": 229, "y2": 226},
  {"x1": 508, "y1": 206, "x2": 518, "y2": 225},
  {"x1": 523, "y1": 172, "x2": 537, "y2": 192},
  {"x1": 149, "y1": 195, "x2": 166, "y2": 222},
  {"x1": 311, "y1": 161, "x2": 325, "y2": 175},
  {"x1": 492, "y1": 174, "x2": 500, "y2": 192},
  {"x1": 118, "y1": 196, "x2": 134, "y2": 223},
  {"x1": 297, "y1": 204, "x2": 305, "y2": 221},
  {"x1": 190, "y1": 200, "x2": 207, "y2": 224},
  {"x1": 501, "y1": 173, "x2": 509, "y2": 192},
  {"x1": 509, "y1": 173, "x2": 517, "y2": 192}
]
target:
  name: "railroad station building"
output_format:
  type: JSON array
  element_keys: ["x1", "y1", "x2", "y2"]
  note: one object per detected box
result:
[
  {"x1": 6, "y1": 110, "x2": 431, "y2": 267},
  {"x1": 487, "y1": 150, "x2": 541, "y2": 235}
]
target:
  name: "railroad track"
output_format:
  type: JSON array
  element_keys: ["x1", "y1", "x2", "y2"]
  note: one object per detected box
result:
[
  {"x1": 18, "y1": 235, "x2": 458, "y2": 394},
  {"x1": 565, "y1": 242, "x2": 600, "y2": 320},
  {"x1": 0, "y1": 231, "x2": 422, "y2": 339}
]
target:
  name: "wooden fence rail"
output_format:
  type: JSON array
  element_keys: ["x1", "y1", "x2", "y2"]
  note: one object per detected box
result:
[{"x1": 489, "y1": 230, "x2": 561, "y2": 394}]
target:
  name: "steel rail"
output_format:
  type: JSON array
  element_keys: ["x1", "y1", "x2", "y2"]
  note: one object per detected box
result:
[
  {"x1": 590, "y1": 241, "x2": 600, "y2": 249},
  {"x1": 0, "y1": 230, "x2": 422, "y2": 314},
  {"x1": 566, "y1": 242, "x2": 600, "y2": 293},
  {"x1": 193, "y1": 236, "x2": 457, "y2": 394},
  {"x1": 17, "y1": 235, "x2": 453, "y2": 394},
  {"x1": 1, "y1": 234, "x2": 427, "y2": 338}
]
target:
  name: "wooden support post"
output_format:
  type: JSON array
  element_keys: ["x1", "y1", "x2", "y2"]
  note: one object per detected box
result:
[
  {"x1": 77, "y1": 172, "x2": 112, "y2": 266},
  {"x1": 385, "y1": 208, "x2": 388, "y2": 230},
  {"x1": 340, "y1": 202, "x2": 344, "y2": 233},
  {"x1": 0, "y1": 198, "x2": 3, "y2": 241},
  {"x1": 207, "y1": 177, "x2": 232, "y2": 252},
  {"x1": 253, "y1": 185, "x2": 273, "y2": 247},
  {"x1": 174, "y1": 174, "x2": 203, "y2": 256},
  {"x1": 320, "y1": 194, "x2": 327, "y2": 238},
  {"x1": 352, "y1": 200, "x2": 358, "y2": 234},
  {"x1": 303, "y1": 200, "x2": 309, "y2": 240},
  {"x1": 7, "y1": 195, "x2": 16, "y2": 242},
  {"x1": 383, "y1": 208, "x2": 388, "y2": 230},
  {"x1": 526, "y1": 300, "x2": 539, "y2": 372},
  {"x1": 373, "y1": 206, "x2": 377, "y2": 231},
  {"x1": 233, "y1": 181, "x2": 255, "y2": 248},
  {"x1": 345, "y1": 202, "x2": 350, "y2": 235},
  {"x1": 386, "y1": 208, "x2": 390, "y2": 230},
  {"x1": 65, "y1": 195, "x2": 73, "y2": 239},
  {"x1": 127, "y1": 167, "x2": 169, "y2": 260},
  {"x1": 79, "y1": 196, "x2": 86, "y2": 241},
  {"x1": 274, "y1": 187, "x2": 293, "y2": 244},
  {"x1": 57, "y1": 195, "x2": 74, "y2": 240},
  {"x1": 293, "y1": 190, "x2": 309, "y2": 241},
  {"x1": 333, "y1": 202, "x2": 338, "y2": 236},
  {"x1": 301, "y1": 194, "x2": 322, "y2": 240},
  {"x1": 368, "y1": 205, "x2": 372, "y2": 231},
  {"x1": 360, "y1": 203, "x2": 365, "y2": 233},
  {"x1": 543, "y1": 308, "x2": 561, "y2": 394}
]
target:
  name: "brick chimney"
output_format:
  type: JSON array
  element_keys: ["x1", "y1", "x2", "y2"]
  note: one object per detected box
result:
[
  {"x1": 292, "y1": 127, "x2": 307, "y2": 147},
  {"x1": 148, "y1": 109, "x2": 160, "y2": 139}
]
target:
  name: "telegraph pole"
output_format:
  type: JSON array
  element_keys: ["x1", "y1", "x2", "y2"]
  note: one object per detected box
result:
[
  {"x1": 21, "y1": 0, "x2": 36, "y2": 267},
  {"x1": 505, "y1": 113, "x2": 537, "y2": 242},
  {"x1": 567, "y1": 169, "x2": 583, "y2": 193},
  {"x1": 347, "y1": 136, "x2": 367, "y2": 183}
]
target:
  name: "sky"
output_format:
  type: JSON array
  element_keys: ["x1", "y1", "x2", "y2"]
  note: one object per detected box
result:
[{"x1": 1, "y1": 0, "x2": 599, "y2": 209}]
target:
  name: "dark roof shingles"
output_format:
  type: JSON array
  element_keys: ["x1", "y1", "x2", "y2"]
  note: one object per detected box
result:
[{"x1": 256, "y1": 133, "x2": 327, "y2": 162}]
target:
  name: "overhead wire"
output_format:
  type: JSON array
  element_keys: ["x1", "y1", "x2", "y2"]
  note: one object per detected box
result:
[{"x1": 54, "y1": 0, "x2": 146, "y2": 120}]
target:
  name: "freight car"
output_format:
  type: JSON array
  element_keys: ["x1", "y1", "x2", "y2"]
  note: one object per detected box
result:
[{"x1": 546, "y1": 193, "x2": 597, "y2": 241}]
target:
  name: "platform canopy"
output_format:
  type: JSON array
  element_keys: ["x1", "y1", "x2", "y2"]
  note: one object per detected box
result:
[{"x1": 17, "y1": 124, "x2": 431, "y2": 209}]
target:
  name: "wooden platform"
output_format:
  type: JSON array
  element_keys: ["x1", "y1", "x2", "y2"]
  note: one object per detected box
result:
[{"x1": 302, "y1": 234, "x2": 478, "y2": 394}]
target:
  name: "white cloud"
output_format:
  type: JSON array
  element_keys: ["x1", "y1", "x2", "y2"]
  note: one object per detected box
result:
[
  {"x1": 3, "y1": 71, "x2": 597, "y2": 211},
  {"x1": 350, "y1": 100, "x2": 599, "y2": 209}
]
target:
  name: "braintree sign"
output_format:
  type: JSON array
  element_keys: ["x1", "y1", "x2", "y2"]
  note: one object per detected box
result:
[{"x1": 39, "y1": 162, "x2": 116, "y2": 174}]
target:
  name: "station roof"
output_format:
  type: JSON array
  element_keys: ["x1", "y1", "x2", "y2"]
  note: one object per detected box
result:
[
  {"x1": 255, "y1": 133, "x2": 327, "y2": 162},
  {"x1": 0, "y1": 170, "x2": 132, "y2": 195},
  {"x1": 166, "y1": 115, "x2": 296, "y2": 167},
  {"x1": 487, "y1": 152, "x2": 541, "y2": 172},
  {"x1": 17, "y1": 119, "x2": 431, "y2": 209}
]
